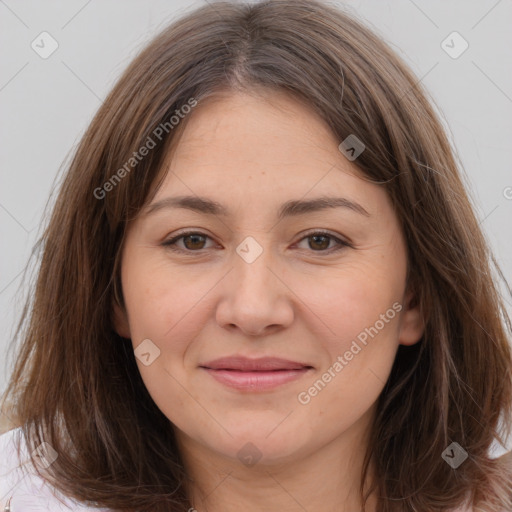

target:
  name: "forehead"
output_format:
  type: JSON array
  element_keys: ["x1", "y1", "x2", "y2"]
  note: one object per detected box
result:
[
  {"x1": 169, "y1": 89, "x2": 340, "y2": 163},
  {"x1": 147, "y1": 89, "x2": 392, "y2": 222}
]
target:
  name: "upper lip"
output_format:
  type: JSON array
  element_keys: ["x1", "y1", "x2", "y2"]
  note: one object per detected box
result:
[{"x1": 200, "y1": 356, "x2": 313, "y2": 371}]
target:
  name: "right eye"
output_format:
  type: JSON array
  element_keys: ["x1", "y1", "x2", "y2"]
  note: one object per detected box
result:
[{"x1": 162, "y1": 231, "x2": 216, "y2": 252}]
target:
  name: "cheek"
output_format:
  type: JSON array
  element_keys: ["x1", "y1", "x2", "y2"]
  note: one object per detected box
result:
[
  {"x1": 298, "y1": 260, "x2": 404, "y2": 412},
  {"x1": 302, "y1": 263, "x2": 404, "y2": 347},
  {"x1": 122, "y1": 257, "x2": 207, "y2": 422},
  {"x1": 121, "y1": 254, "x2": 207, "y2": 342},
  {"x1": 297, "y1": 275, "x2": 402, "y2": 430}
]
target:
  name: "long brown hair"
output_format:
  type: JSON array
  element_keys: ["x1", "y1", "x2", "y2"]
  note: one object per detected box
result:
[{"x1": 2, "y1": 1, "x2": 511, "y2": 510}]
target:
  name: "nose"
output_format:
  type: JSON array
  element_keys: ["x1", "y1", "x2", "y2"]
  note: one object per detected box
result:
[{"x1": 215, "y1": 240, "x2": 294, "y2": 337}]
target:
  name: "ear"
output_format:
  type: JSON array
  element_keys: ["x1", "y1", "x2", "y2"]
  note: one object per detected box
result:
[
  {"x1": 398, "y1": 287, "x2": 425, "y2": 346},
  {"x1": 113, "y1": 300, "x2": 131, "y2": 339}
]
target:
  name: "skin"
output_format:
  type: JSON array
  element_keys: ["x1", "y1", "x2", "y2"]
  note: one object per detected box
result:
[{"x1": 114, "y1": 89, "x2": 424, "y2": 512}]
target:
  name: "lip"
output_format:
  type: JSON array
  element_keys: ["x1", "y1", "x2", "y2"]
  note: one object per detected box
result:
[{"x1": 199, "y1": 356, "x2": 313, "y2": 392}]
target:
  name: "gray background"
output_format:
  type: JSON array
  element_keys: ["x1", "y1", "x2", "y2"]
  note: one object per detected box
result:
[{"x1": 1, "y1": 0, "x2": 511, "y2": 452}]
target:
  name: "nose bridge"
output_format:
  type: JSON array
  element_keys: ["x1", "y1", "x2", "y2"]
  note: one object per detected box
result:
[
  {"x1": 232, "y1": 234, "x2": 276, "y2": 298},
  {"x1": 216, "y1": 234, "x2": 293, "y2": 335}
]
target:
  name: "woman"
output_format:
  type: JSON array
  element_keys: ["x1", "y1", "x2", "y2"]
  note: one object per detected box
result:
[{"x1": 1, "y1": 1, "x2": 511, "y2": 510}]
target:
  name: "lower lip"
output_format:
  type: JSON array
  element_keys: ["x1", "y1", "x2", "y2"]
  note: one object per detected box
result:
[{"x1": 202, "y1": 368, "x2": 311, "y2": 391}]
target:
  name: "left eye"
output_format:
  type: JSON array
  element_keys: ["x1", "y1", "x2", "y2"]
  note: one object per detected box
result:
[
  {"x1": 295, "y1": 232, "x2": 350, "y2": 252},
  {"x1": 162, "y1": 231, "x2": 350, "y2": 253}
]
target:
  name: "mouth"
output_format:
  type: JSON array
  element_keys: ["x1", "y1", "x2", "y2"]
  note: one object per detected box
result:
[{"x1": 199, "y1": 356, "x2": 314, "y2": 392}]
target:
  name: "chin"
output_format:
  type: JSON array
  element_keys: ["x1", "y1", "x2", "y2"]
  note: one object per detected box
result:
[{"x1": 207, "y1": 424, "x2": 311, "y2": 467}]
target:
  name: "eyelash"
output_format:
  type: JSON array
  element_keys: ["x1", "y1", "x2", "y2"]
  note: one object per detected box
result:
[{"x1": 162, "y1": 230, "x2": 351, "y2": 255}]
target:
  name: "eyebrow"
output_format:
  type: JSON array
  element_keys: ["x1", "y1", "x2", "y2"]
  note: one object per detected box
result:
[{"x1": 144, "y1": 194, "x2": 370, "y2": 219}]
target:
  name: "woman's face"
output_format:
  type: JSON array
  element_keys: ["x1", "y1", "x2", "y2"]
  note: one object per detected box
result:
[{"x1": 115, "y1": 90, "x2": 424, "y2": 467}]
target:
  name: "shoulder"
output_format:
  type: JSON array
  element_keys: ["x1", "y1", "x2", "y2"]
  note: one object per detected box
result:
[{"x1": 0, "y1": 428, "x2": 110, "y2": 511}]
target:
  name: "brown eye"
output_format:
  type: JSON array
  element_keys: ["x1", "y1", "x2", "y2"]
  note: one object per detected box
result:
[
  {"x1": 181, "y1": 234, "x2": 207, "y2": 250},
  {"x1": 163, "y1": 230, "x2": 350, "y2": 255},
  {"x1": 163, "y1": 232, "x2": 213, "y2": 252},
  {"x1": 296, "y1": 231, "x2": 350, "y2": 253},
  {"x1": 308, "y1": 234, "x2": 331, "y2": 251}
]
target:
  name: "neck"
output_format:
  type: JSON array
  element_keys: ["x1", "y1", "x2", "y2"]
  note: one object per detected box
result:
[{"x1": 176, "y1": 411, "x2": 378, "y2": 512}]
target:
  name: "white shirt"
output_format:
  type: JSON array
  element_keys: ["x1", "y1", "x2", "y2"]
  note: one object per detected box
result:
[
  {"x1": 0, "y1": 428, "x2": 110, "y2": 511},
  {"x1": 1, "y1": 427, "x2": 477, "y2": 511}
]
